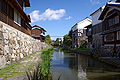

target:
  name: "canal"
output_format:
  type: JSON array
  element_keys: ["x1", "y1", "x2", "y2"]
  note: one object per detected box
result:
[{"x1": 51, "y1": 48, "x2": 120, "y2": 80}]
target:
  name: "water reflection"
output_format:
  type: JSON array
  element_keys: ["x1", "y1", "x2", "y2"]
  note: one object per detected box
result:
[{"x1": 51, "y1": 49, "x2": 120, "y2": 80}]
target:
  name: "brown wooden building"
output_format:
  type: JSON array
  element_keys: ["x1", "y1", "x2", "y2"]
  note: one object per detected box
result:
[
  {"x1": 31, "y1": 25, "x2": 46, "y2": 42},
  {"x1": 0, "y1": 0, "x2": 32, "y2": 35},
  {"x1": 99, "y1": 1, "x2": 120, "y2": 51}
]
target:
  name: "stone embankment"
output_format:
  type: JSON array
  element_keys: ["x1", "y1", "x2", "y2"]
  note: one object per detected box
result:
[{"x1": 0, "y1": 21, "x2": 48, "y2": 67}]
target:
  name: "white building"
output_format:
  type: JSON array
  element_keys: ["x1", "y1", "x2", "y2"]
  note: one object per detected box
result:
[{"x1": 72, "y1": 17, "x2": 92, "y2": 48}]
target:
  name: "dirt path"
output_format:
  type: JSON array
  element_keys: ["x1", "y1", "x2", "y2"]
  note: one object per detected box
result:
[{"x1": 0, "y1": 51, "x2": 42, "y2": 80}]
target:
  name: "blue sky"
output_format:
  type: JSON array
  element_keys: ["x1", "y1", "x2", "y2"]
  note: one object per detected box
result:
[{"x1": 25, "y1": 0, "x2": 110, "y2": 40}]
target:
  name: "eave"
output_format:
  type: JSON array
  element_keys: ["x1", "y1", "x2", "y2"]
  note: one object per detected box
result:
[
  {"x1": 85, "y1": 24, "x2": 92, "y2": 28},
  {"x1": 99, "y1": 3, "x2": 120, "y2": 20},
  {"x1": 24, "y1": 0, "x2": 30, "y2": 7},
  {"x1": 32, "y1": 25, "x2": 46, "y2": 32}
]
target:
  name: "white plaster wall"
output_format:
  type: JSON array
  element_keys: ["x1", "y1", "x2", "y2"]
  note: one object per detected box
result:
[
  {"x1": 72, "y1": 18, "x2": 92, "y2": 31},
  {"x1": 77, "y1": 20, "x2": 91, "y2": 29}
]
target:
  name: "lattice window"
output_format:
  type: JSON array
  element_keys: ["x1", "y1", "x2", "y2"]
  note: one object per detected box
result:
[{"x1": 104, "y1": 33, "x2": 114, "y2": 42}]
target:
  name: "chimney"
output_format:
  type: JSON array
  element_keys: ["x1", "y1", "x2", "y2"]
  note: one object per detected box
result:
[{"x1": 116, "y1": 0, "x2": 120, "y2": 2}]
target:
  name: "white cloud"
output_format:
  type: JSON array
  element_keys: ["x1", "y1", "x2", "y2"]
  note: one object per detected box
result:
[
  {"x1": 65, "y1": 16, "x2": 72, "y2": 20},
  {"x1": 30, "y1": 9, "x2": 66, "y2": 23}
]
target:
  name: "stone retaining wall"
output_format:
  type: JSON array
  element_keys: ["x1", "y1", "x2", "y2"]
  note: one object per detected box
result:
[{"x1": 0, "y1": 21, "x2": 49, "y2": 67}]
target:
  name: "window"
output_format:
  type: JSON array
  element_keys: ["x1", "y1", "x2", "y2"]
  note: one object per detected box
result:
[
  {"x1": 78, "y1": 33, "x2": 81, "y2": 36},
  {"x1": 78, "y1": 29, "x2": 83, "y2": 33},
  {"x1": 104, "y1": 33, "x2": 114, "y2": 42},
  {"x1": 1, "y1": 0, "x2": 7, "y2": 14},
  {"x1": 8, "y1": 4, "x2": 14, "y2": 20},
  {"x1": 115, "y1": 16, "x2": 119, "y2": 24},
  {"x1": 14, "y1": 11, "x2": 21, "y2": 26},
  {"x1": 108, "y1": 16, "x2": 119, "y2": 27},
  {"x1": 108, "y1": 18, "x2": 115, "y2": 26}
]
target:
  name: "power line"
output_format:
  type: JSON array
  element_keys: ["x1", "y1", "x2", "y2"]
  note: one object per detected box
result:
[{"x1": 51, "y1": 36, "x2": 63, "y2": 37}]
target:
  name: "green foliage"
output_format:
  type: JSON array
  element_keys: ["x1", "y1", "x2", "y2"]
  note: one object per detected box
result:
[
  {"x1": 79, "y1": 40, "x2": 88, "y2": 48},
  {"x1": 54, "y1": 38, "x2": 59, "y2": 46},
  {"x1": 58, "y1": 47, "x2": 69, "y2": 51},
  {"x1": 68, "y1": 29, "x2": 72, "y2": 39},
  {"x1": 40, "y1": 48, "x2": 54, "y2": 77},
  {"x1": 0, "y1": 62, "x2": 20, "y2": 76},
  {"x1": 63, "y1": 34, "x2": 72, "y2": 46},
  {"x1": 63, "y1": 30, "x2": 72, "y2": 47},
  {"x1": 45, "y1": 35, "x2": 52, "y2": 45},
  {"x1": 26, "y1": 48, "x2": 54, "y2": 80}
]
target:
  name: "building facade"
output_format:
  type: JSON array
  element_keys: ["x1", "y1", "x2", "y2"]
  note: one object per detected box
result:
[
  {"x1": 99, "y1": 1, "x2": 120, "y2": 51},
  {"x1": 0, "y1": 0, "x2": 31, "y2": 35},
  {"x1": 31, "y1": 25, "x2": 46, "y2": 42},
  {"x1": 85, "y1": 24, "x2": 92, "y2": 47},
  {"x1": 72, "y1": 17, "x2": 92, "y2": 48},
  {"x1": 90, "y1": 6, "x2": 105, "y2": 48}
]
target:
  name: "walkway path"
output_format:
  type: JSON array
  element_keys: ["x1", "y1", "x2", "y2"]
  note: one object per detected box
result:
[{"x1": 0, "y1": 51, "x2": 42, "y2": 80}]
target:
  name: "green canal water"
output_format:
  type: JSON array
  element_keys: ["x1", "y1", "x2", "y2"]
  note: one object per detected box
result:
[{"x1": 51, "y1": 48, "x2": 120, "y2": 80}]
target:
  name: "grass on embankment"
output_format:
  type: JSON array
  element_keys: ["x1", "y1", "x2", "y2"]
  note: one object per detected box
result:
[
  {"x1": 26, "y1": 48, "x2": 54, "y2": 80},
  {"x1": 57, "y1": 47, "x2": 69, "y2": 51},
  {"x1": 0, "y1": 48, "x2": 50, "y2": 80}
]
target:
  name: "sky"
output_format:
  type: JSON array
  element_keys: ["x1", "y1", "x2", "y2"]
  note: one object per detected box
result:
[{"x1": 25, "y1": 0, "x2": 110, "y2": 40}]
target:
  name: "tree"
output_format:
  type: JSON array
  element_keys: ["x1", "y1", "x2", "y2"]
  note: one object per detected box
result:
[
  {"x1": 45, "y1": 35, "x2": 51, "y2": 45},
  {"x1": 63, "y1": 34, "x2": 72, "y2": 47},
  {"x1": 68, "y1": 29, "x2": 72, "y2": 39},
  {"x1": 54, "y1": 38, "x2": 59, "y2": 46},
  {"x1": 63, "y1": 30, "x2": 72, "y2": 47}
]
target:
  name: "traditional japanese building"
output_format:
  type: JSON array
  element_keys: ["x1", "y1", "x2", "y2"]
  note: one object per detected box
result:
[
  {"x1": 31, "y1": 25, "x2": 46, "y2": 42},
  {"x1": 99, "y1": 0, "x2": 120, "y2": 51},
  {"x1": 0, "y1": 0, "x2": 31, "y2": 35},
  {"x1": 71, "y1": 17, "x2": 92, "y2": 48},
  {"x1": 90, "y1": 6, "x2": 105, "y2": 48}
]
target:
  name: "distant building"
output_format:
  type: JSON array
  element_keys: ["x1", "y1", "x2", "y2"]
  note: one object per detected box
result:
[
  {"x1": 90, "y1": 6, "x2": 105, "y2": 48},
  {"x1": 99, "y1": 1, "x2": 120, "y2": 51},
  {"x1": 31, "y1": 25, "x2": 46, "y2": 42},
  {"x1": 71, "y1": 17, "x2": 92, "y2": 48}
]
